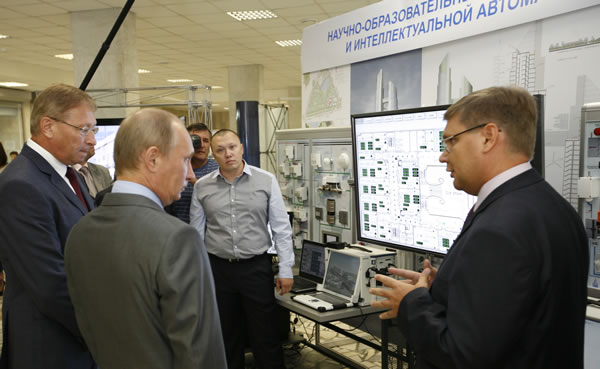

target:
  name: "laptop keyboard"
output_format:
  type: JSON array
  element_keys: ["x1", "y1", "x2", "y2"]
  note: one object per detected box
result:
[
  {"x1": 294, "y1": 278, "x2": 316, "y2": 289},
  {"x1": 313, "y1": 293, "x2": 349, "y2": 305}
]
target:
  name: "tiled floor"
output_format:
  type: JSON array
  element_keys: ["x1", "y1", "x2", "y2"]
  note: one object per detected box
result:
[
  {"x1": 0, "y1": 297, "x2": 401, "y2": 369},
  {"x1": 272, "y1": 313, "x2": 393, "y2": 369}
]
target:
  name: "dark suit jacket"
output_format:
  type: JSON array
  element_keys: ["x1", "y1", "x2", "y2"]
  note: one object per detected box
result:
[
  {"x1": 398, "y1": 169, "x2": 589, "y2": 369},
  {"x1": 0, "y1": 144, "x2": 95, "y2": 369},
  {"x1": 65, "y1": 193, "x2": 227, "y2": 369}
]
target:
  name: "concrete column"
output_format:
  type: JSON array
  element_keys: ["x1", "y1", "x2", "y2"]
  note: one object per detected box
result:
[
  {"x1": 287, "y1": 86, "x2": 301, "y2": 129},
  {"x1": 227, "y1": 64, "x2": 263, "y2": 130},
  {"x1": 71, "y1": 9, "x2": 138, "y2": 119}
]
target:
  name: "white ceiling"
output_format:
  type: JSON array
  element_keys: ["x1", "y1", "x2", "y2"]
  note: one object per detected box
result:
[{"x1": 0, "y1": 0, "x2": 380, "y2": 111}]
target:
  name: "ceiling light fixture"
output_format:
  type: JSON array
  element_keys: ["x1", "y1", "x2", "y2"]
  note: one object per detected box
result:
[
  {"x1": 138, "y1": 69, "x2": 152, "y2": 74},
  {"x1": 0, "y1": 82, "x2": 29, "y2": 87},
  {"x1": 275, "y1": 40, "x2": 302, "y2": 47},
  {"x1": 227, "y1": 10, "x2": 278, "y2": 21},
  {"x1": 54, "y1": 53, "x2": 73, "y2": 60},
  {"x1": 212, "y1": 86, "x2": 224, "y2": 89},
  {"x1": 0, "y1": 34, "x2": 9, "y2": 39},
  {"x1": 167, "y1": 79, "x2": 193, "y2": 83}
]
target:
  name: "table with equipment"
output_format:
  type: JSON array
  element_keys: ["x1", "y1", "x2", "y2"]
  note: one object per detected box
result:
[{"x1": 276, "y1": 294, "x2": 411, "y2": 369}]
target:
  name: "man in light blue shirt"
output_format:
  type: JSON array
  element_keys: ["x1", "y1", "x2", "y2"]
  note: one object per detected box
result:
[{"x1": 191, "y1": 129, "x2": 294, "y2": 369}]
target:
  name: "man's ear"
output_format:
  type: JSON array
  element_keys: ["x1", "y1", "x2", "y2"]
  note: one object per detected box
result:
[
  {"x1": 39, "y1": 117, "x2": 54, "y2": 138},
  {"x1": 481, "y1": 123, "x2": 501, "y2": 153},
  {"x1": 143, "y1": 146, "x2": 161, "y2": 173}
]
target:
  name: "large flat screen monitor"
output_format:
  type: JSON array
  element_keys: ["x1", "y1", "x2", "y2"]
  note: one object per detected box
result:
[
  {"x1": 351, "y1": 105, "x2": 477, "y2": 255},
  {"x1": 88, "y1": 120, "x2": 122, "y2": 178}
]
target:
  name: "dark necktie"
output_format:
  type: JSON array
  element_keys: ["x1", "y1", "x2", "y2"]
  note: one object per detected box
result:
[
  {"x1": 464, "y1": 206, "x2": 475, "y2": 225},
  {"x1": 66, "y1": 167, "x2": 89, "y2": 211}
]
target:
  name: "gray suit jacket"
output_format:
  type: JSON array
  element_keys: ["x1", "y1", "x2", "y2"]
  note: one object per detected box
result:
[
  {"x1": 86, "y1": 162, "x2": 112, "y2": 193},
  {"x1": 65, "y1": 193, "x2": 227, "y2": 369}
]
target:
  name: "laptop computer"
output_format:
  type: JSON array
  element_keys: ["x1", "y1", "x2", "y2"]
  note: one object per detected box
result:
[
  {"x1": 292, "y1": 249, "x2": 361, "y2": 312},
  {"x1": 291, "y1": 240, "x2": 326, "y2": 294}
]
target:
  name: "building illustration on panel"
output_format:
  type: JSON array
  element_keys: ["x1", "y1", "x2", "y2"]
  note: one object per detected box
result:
[
  {"x1": 436, "y1": 54, "x2": 473, "y2": 105},
  {"x1": 375, "y1": 69, "x2": 398, "y2": 112}
]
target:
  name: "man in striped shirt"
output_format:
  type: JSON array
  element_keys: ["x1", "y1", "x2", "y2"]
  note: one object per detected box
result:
[{"x1": 166, "y1": 123, "x2": 219, "y2": 223}]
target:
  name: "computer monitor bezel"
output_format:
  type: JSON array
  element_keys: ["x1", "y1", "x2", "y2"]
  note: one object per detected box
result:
[
  {"x1": 351, "y1": 104, "x2": 477, "y2": 256},
  {"x1": 299, "y1": 240, "x2": 326, "y2": 283},
  {"x1": 320, "y1": 249, "x2": 362, "y2": 303}
]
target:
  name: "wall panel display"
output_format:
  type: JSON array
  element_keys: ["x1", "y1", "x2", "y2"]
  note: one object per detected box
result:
[
  {"x1": 302, "y1": 65, "x2": 351, "y2": 127},
  {"x1": 350, "y1": 49, "x2": 422, "y2": 115}
]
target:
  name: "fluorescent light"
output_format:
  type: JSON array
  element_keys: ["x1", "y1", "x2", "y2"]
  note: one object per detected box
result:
[
  {"x1": 55, "y1": 53, "x2": 73, "y2": 60},
  {"x1": 224, "y1": 107, "x2": 229, "y2": 110},
  {"x1": 0, "y1": 82, "x2": 28, "y2": 87},
  {"x1": 276, "y1": 40, "x2": 302, "y2": 47},
  {"x1": 167, "y1": 79, "x2": 193, "y2": 83},
  {"x1": 212, "y1": 85, "x2": 224, "y2": 89},
  {"x1": 227, "y1": 10, "x2": 278, "y2": 21},
  {"x1": 138, "y1": 69, "x2": 152, "y2": 74},
  {"x1": 0, "y1": 34, "x2": 9, "y2": 39}
]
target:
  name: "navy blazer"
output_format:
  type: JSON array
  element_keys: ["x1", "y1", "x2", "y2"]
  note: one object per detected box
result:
[
  {"x1": 0, "y1": 144, "x2": 95, "y2": 369},
  {"x1": 398, "y1": 169, "x2": 589, "y2": 369}
]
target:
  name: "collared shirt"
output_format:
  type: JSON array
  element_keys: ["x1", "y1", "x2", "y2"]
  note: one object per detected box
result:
[
  {"x1": 167, "y1": 159, "x2": 219, "y2": 223},
  {"x1": 112, "y1": 180, "x2": 163, "y2": 208},
  {"x1": 473, "y1": 161, "x2": 532, "y2": 212},
  {"x1": 190, "y1": 163, "x2": 294, "y2": 278},
  {"x1": 27, "y1": 138, "x2": 74, "y2": 192}
]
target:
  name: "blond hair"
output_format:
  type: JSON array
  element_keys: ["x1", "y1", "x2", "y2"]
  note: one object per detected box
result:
[
  {"x1": 445, "y1": 86, "x2": 537, "y2": 158},
  {"x1": 30, "y1": 84, "x2": 96, "y2": 136}
]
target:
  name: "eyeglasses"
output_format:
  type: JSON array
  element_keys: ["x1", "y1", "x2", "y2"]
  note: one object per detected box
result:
[
  {"x1": 442, "y1": 123, "x2": 489, "y2": 153},
  {"x1": 49, "y1": 116, "x2": 99, "y2": 137}
]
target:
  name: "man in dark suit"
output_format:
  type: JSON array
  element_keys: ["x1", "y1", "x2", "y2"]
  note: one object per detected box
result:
[
  {"x1": 370, "y1": 87, "x2": 589, "y2": 369},
  {"x1": 65, "y1": 108, "x2": 227, "y2": 369},
  {"x1": 0, "y1": 84, "x2": 97, "y2": 369}
]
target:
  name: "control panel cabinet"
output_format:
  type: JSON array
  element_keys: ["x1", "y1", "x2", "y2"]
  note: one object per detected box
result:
[{"x1": 276, "y1": 127, "x2": 354, "y2": 248}]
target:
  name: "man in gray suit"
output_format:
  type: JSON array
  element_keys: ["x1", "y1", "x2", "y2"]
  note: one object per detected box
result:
[
  {"x1": 65, "y1": 108, "x2": 227, "y2": 369},
  {"x1": 74, "y1": 145, "x2": 112, "y2": 198}
]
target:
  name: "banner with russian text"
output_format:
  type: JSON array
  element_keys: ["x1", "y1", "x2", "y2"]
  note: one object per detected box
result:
[{"x1": 301, "y1": 0, "x2": 600, "y2": 73}]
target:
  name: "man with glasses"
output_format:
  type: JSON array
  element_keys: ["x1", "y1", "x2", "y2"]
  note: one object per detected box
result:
[
  {"x1": 0, "y1": 84, "x2": 97, "y2": 369},
  {"x1": 370, "y1": 87, "x2": 588, "y2": 368}
]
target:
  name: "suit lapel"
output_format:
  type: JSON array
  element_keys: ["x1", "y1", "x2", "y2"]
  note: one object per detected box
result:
[
  {"x1": 447, "y1": 169, "x2": 542, "y2": 255},
  {"x1": 22, "y1": 145, "x2": 90, "y2": 215}
]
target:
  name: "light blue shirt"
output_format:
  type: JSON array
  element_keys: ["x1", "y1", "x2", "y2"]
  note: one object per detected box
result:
[
  {"x1": 190, "y1": 163, "x2": 294, "y2": 278},
  {"x1": 112, "y1": 180, "x2": 163, "y2": 208}
]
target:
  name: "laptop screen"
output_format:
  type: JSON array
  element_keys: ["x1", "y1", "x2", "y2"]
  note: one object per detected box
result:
[
  {"x1": 322, "y1": 250, "x2": 361, "y2": 300},
  {"x1": 299, "y1": 240, "x2": 326, "y2": 283}
]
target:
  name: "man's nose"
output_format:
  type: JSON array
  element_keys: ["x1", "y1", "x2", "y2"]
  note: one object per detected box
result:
[
  {"x1": 439, "y1": 150, "x2": 448, "y2": 163},
  {"x1": 185, "y1": 160, "x2": 194, "y2": 181},
  {"x1": 86, "y1": 133, "x2": 96, "y2": 146}
]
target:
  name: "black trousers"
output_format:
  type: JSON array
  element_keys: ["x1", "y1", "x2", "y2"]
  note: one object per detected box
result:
[{"x1": 209, "y1": 253, "x2": 285, "y2": 369}]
